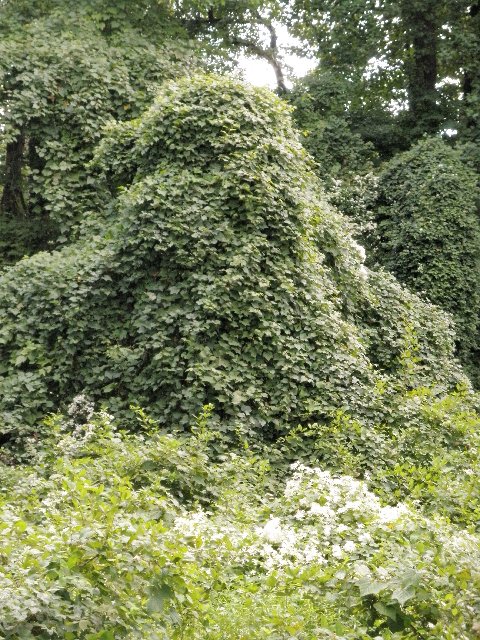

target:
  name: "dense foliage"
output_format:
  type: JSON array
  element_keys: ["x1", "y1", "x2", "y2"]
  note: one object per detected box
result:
[
  {"x1": 367, "y1": 137, "x2": 480, "y2": 378},
  {"x1": 1, "y1": 402, "x2": 479, "y2": 638},
  {"x1": 288, "y1": 71, "x2": 378, "y2": 184},
  {"x1": 0, "y1": 0, "x2": 198, "y2": 259},
  {"x1": 0, "y1": 1, "x2": 479, "y2": 636},
  {"x1": 287, "y1": 0, "x2": 480, "y2": 157},
  {"x1": 0, "y1": 76, "x2": 467, "y2": 454}
]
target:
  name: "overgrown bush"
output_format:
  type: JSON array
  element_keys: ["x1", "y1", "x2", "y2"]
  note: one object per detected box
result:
[
  {"x1": 0, "y1": 0, "x2": 196, "y2": 247},
  {"x1": 369, "y1": 137, "x2": 480, "y2": 379},
  {"x1": 0, "y1": 75, "x2": 467, "y2": 453}
]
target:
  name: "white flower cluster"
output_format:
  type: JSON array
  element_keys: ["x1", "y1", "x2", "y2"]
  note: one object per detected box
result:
[
  {"x1": 172, "y1": 465, "x2": 414, "y2": 575},
  {"x1": 67, "y1": 393, "x2": 95, "y2": 423},
  {"x1": 255, "y1": 516, "x2": 326, "y2": 570},
  {"x1": 250, "y1": 465, "x2": 412, "y2": 570},
  {"x1": 284, "y1": 464, "x2": 410, "y2": 525}
]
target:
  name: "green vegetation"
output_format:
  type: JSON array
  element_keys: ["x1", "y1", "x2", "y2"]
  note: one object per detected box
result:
[
  {"x1": 288, "y1": 71, "x2": 378, "y2": 184},
  {"x1": 288, "y1": 0, "x2": 480, "y2": 158},
  {"x1": 0, "y1": 1, "x2": 479, "y2": 637},
  {"x1": 1, "y1": 402, "x2": 479, "y2": 638},
  {"x1": 367, "y1": 138, "x2": 480, "y2": 379},
  {"x1": 0, "y1": 76, "x2": 466, "y2": 455},
  {"x1": 0, "y1": 0, "x2": 197, "y2": 256}
]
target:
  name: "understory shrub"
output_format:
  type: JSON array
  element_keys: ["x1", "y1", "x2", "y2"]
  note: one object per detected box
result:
[
  {"x1": 0, "y1": 216, "x2": 58, "y2": 268},
  {"x1": 272, "y1": 383, "x2": 480, "y2": 528},
  {"x1": 0, "y1": 407, "x2": 479, "y2": 639}
]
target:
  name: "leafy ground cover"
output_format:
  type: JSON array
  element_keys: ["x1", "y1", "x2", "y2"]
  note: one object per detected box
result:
[{"x1": 1, "y1": 399, "x2": 479, "y2": 639}]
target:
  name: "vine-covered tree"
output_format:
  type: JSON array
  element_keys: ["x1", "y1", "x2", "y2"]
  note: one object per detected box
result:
[
  {"x1": 369, "y1": 137, "x2": 480, "y2": 378},
  {"x1": 175, "y1": 0, "x2": 289, "y2": 92},
  {"x1": 0, "y1": 0, "x2": 198, "y2": 261},
  {"x1": 0, "y1": 75, "x2": 464, "y2": 455}
]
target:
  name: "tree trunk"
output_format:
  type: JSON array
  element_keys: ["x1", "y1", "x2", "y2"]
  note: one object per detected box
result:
[
  {"x1": 402, "y1": 0, "x2": 440, "y2": 136},
  {"x1": 462, "y1": 2, "x2": 479, "y2": 131},
  {"x1": 1, "y1": 133, "x2": 27, "y2": 217}
]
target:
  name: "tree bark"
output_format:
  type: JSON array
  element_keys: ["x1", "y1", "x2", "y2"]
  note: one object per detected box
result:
[
  {"x1": 401, "y1": 0, "x2": 441, "y2": 135},
  {"x1": 462, "y1": 2, "x2": 479, "y2": 131},
  {"x1": 232, "y1": 15, "x2": 287, "y2": 94},
  {"x1": 1, "y1": 133, "x2": 27, "y2": 217}
]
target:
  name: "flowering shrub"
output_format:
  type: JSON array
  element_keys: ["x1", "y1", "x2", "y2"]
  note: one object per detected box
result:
[
  {"x1": 1, "y1": 408, "x2": 479, "y2": 639},
  {"x1": 271, "y1": 384, "x2": 480, "y2": 528}
]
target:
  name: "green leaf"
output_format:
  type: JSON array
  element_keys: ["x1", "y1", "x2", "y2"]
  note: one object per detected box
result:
[
  {"x1": 391, "y1": 585, "x2": 416, "y2": 606},
  {"x1": 14, "y1": 520, "x2": 27, "y2": 533},
  {"x1": 357, "y1": 578, "x2": 385, "y2": 597},
  {"x1": 374, "y1": 602, "x2": 398, "y2": 621},
  {"x1": 147, "y1": 583, "x2": 174, "y2": 613}
]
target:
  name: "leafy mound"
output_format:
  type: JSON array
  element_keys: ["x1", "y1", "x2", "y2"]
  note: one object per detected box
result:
[
  {"x1": 0, "y1": 75, "x2": 466, "y2": 450},
  {"x1": 1, "y1": 408, "x2": 479, "y2": 639},
  {"x1": 368, "y1": 137, "x2": 480, "y2": 377}
]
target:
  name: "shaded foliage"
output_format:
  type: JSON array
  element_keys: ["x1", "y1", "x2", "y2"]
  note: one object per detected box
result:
[
  {"x1": 368, "y1": 137, "x2": 480, "y2": 379},
  {"x1": 288, "y1": 71, "x2": 378, "y2": 184},
  {"x1": 0, "y1": 0, "x2": 198, "y2": 259},
  {"x1": 287, "y1": 0, "x2": 480, "y2": 154}
]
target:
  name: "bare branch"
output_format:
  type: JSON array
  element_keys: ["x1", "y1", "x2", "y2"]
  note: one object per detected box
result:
[{"x1": 231, "y1": 18, "x2": 287, "y2": 94}]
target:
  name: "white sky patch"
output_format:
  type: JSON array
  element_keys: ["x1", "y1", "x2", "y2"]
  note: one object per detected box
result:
[
  {"x1": 363, "y1": 55, "x2": 390, "y2": 80},
  {"x1": 238, "y1": 23, "x2": 316, "y2": 89},
  {"x1": 436, "y1": 76, "x2": 460, "y2": 88}
]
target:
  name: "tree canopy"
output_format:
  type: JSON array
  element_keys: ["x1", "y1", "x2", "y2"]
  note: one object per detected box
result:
[{"x1": 287, "y1": 0, "x2": 480, "y2": 157}]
